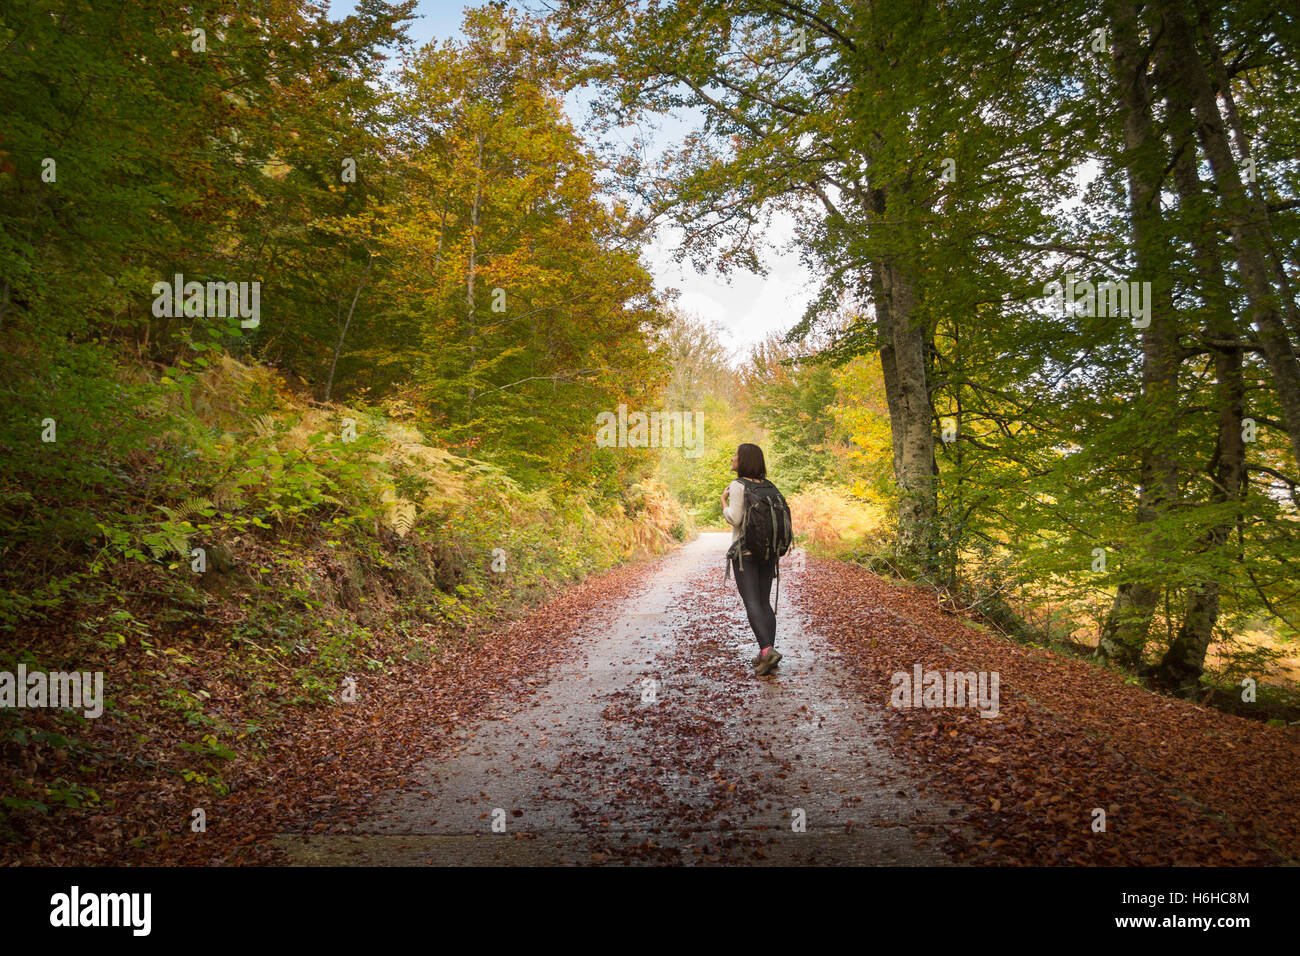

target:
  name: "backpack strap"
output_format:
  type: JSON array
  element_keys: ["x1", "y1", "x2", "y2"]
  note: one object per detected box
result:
[
  {"x1": 767, "y1": 498, "x2": 779, "y2": 560},
  {"x1": 773, "y1": 559, "x2": 779, "y2": 615},
  {"x1": 735, "y1": 488, "x2": 748, "y2": 572}
]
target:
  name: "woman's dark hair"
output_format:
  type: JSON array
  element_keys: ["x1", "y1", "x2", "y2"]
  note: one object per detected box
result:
[{"x1": 736, "y1": 443, "x2": 767, "y2": 480}]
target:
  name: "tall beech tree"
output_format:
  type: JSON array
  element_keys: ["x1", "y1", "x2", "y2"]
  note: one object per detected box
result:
[{"x1": 1093, "y1": 0, "x2": 1183, "y2": 668}]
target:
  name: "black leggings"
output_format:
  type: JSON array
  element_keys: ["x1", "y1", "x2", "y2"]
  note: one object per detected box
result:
[{"x1": 732, "y1": 555, "x2": 777, "y2": 650}]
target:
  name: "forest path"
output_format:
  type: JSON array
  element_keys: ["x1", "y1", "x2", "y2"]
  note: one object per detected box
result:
[{"x1": 275, "y1": 532, "x2": 961, "y2": 865}]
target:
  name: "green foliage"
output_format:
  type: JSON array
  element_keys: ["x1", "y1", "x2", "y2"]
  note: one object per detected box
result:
[
  {"x1": 743, "y1": 336, "x2": 841, "y2": 495},
  {"x1": 553, "y1": 0, "x2": 1300, "y2": 699}
]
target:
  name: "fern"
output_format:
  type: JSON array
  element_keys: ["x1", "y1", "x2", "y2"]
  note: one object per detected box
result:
[
  {"x1": 379, "y1": 488, "x2": 417, "y2": 537},
  {"x1": 156, "y1": 497, "x2": 214, "y2": 524},
  {"x1": 251, "y1": 413, "x2": 277, "y2": 438},
  {"x1": 148, "y1": 497, "x2": 214, "y2": 558},
  {"x1": 390, "y1": 501, "x2": 417, "y2": 537}
]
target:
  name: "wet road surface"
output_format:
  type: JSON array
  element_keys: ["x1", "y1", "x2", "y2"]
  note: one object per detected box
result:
[{"x1": 277, "y1": 532, "x2": 962, "y2": 865}]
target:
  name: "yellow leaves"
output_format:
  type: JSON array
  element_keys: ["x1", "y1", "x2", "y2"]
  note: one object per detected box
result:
[
  {"x1": 259, "y1": 157, "x2": 292, "y2": 181},
  {"x1": 787, "y1": 485, "x2": 886, "y2": 550}
]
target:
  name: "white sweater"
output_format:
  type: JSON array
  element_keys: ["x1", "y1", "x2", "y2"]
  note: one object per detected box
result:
[{"x1": 723, "y1": 478, "x2": 750, "y2": 544}]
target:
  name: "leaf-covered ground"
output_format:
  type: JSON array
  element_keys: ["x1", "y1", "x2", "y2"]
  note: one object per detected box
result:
[
  {"x1": 793, "y1": 558, "x2": 1300, "y2": 865},
  {"x1": 278, "y1": 534, "x2": 953, "y2": 865},
  {"x1": 8, "y1": 539, "x2": 1297, "y2": 865},
  {"x1": 1, "y1": 553, "x2": 666, "y2": 865}
]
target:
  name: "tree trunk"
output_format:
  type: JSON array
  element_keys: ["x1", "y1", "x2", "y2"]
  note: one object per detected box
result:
[
  {"x1": 1192, "y1": 0, "x2": 1300, "y2": 343},
  {"x1": 884, "y1": 260, "x2": 939, "y2": 572},
  {"x1": 865, "y1": 188, "x2": 939, "y2": 572},
  {"x1": 1095, "y1": 0, "x2": 1181, "y2": 669},
  {"x1": 1158, "y1": 323, "x2": 1243, "y2": 697},
  {"x1": 1149, "y1": 16, "x2": 1246, "y2": 697},
  {"x1": 1153, "y1": 0, "x2": 1300, "y2": 472}
]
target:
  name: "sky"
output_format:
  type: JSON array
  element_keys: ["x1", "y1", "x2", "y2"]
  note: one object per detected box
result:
[{"x1": 324, "y1": 0, "x2": 819, "y2": 362}]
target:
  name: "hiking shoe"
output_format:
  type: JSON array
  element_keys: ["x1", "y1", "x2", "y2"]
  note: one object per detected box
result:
[{"x1": 755, "y1": 650, "x2": 782, "y2": 676}]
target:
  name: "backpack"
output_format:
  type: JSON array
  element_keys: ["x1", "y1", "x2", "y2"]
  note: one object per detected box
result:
[{"x1": 724, "y1": 477, "x2": 794, "y2": 610}]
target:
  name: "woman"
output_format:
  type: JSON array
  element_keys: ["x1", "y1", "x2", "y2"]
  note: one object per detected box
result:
[{"x1": 721, "y1": 442, "x2": 782, "y2": 676}]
